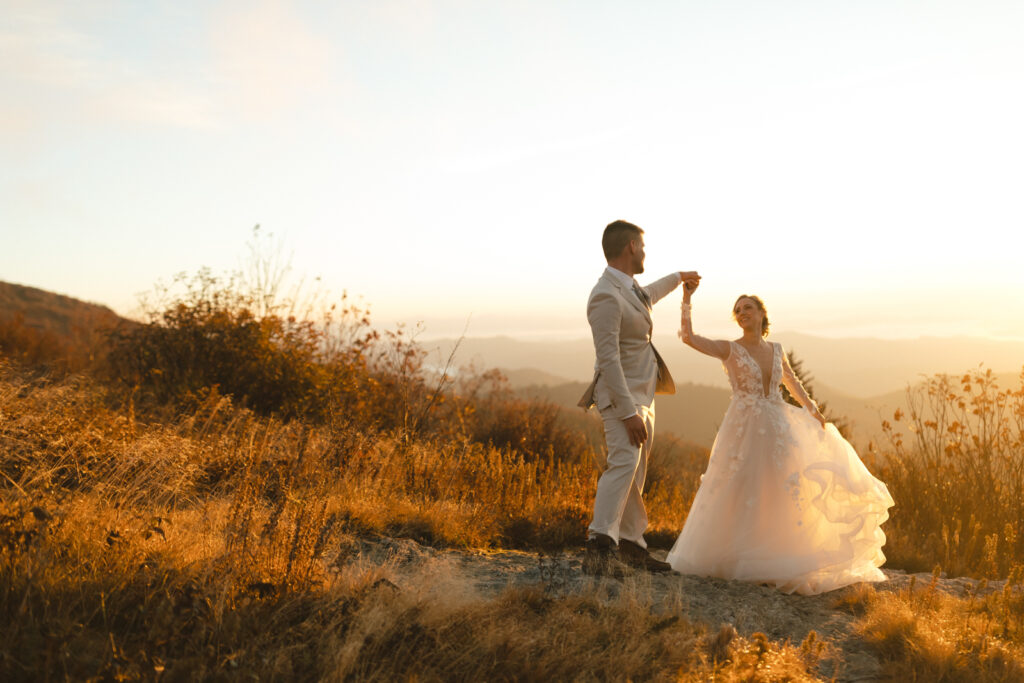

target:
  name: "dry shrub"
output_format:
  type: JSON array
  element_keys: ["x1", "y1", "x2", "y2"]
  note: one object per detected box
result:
[
  {"x1": 0, "y1": 304, "x2": 118, "y2": 376},
  {"x1": 856, "y1": 595, "x2": 918, "y2": 660},
  {"x1": 830, "y1": 581, "x2": 876, "y2": 616},
  {"x1": 446, "y1": 368, "x2": 595, "y2": 462},
  {"x1": 872, "y1": 368, "x2": 1024, "y2": 576},
  {"x1": 100, "y1": 228, "x2": 438, "y2": 429},
  {"x1": 103, "y1": 268, "x2": 390, "y2": 424},
  {"x1": 0, "y1": 312, "x2": 77, "y2": 370}
]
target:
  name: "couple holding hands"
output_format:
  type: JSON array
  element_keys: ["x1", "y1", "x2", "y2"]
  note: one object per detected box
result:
[{"x1": 579, "y1": 220, "x2": 893, "y2": 595}]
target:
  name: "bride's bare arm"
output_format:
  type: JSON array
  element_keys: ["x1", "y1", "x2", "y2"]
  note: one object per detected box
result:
[
  {"x1": 678, "y1": 285, "x2": 730, "y2": 360},
  {"x1": 781, "y1": 351, "x2": 826, "y2": 427}
]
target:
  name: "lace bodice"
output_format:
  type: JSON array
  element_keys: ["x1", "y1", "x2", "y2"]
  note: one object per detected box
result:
[
  {"x1": 679, "y1": 302, "x2": 819, "y2": 414},
  {"x1": 724, "y1": 341, "x2": 783, "y2": 402}
]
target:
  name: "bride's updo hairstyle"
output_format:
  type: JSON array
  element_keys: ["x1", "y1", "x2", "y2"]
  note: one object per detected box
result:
[{"x1": 733, "y1": 295, "x2": 770, "y2": 337}]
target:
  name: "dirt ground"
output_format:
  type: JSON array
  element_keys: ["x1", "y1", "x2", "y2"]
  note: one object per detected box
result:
[{"x1": 343, "y1": 534, "x2": 1008, "y2": 682}]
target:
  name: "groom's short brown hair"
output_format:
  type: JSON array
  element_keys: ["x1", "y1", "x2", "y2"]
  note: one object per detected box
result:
[{"x1": 602, "y1": 220, "x2": 643, "y2": 260}]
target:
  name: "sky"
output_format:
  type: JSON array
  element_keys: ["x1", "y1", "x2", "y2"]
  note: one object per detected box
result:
[{"x1": 2, "y1": 0, "x2": 1023, "y2": 342}]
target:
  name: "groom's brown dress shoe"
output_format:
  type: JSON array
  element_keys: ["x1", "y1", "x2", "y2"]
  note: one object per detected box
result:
[
  {"x1": 583, "y1": 534, "x2": 629, "y2": 577},
  {"x1": 618, "y1": 539, "x2": 673, "y2": 573}
]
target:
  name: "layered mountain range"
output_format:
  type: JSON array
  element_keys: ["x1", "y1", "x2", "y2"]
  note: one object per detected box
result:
[{"x1": 421, "y1": 334, "x2": 1024, "y2": 449}]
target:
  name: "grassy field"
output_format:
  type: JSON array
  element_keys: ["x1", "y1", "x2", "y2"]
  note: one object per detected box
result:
[{"x1": 2, "y1": 267, "x2": 1024, "y2": 680}]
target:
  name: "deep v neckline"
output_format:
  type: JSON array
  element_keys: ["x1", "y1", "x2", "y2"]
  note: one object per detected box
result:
[{"x1": 734, "y1": 341, "x2": 775, "y2": 398}]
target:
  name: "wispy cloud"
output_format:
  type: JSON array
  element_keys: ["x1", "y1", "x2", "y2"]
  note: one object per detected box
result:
[
  {"x1": 0, "y1": 0, "x2": 220, "y2": 135},
  {"x1": 0, "y1": 0, "x2": 362, "y2": 148},
  {"x1": 0, "y1": 2, "x2": 98, "y2": 87},
  {"x1": 92, "y1": 79, "x2": 220, "y2": 129}
]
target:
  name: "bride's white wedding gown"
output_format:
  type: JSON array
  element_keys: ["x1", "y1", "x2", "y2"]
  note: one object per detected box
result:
[{"x1": 666, "y1": 340, "x2": 894, "y2": 595}]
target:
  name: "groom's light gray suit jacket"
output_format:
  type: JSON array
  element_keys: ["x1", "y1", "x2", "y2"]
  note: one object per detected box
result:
[{"x1": 578, "y1": 270, "x2": 679, "y2": 421}]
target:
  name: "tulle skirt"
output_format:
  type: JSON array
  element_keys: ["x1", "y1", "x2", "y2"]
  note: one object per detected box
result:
[{"x1": 666, "y1": 397, "x2": 894, "y2": 595}]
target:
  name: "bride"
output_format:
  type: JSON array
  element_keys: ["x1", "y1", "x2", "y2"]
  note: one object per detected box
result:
[{"x1": 665, "y1": 282, "x2": 893, "y2": 595}]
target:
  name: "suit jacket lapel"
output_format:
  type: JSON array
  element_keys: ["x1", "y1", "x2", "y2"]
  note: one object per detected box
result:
[{"x1": 606, "y1": 273, "x2": 652, "y2": 323}]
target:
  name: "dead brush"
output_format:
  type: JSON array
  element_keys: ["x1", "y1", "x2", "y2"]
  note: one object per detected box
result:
[
  {"x1": 874, "y1": 367, "x2": 1024, "y2": 577},
  {"x1": 830, "y1": 582, "x2": 877, "y2": 616},
  {"x1": 852, "y1": 571, "x2": 1024, "y2": 680},
  {"x1": 4, "y1": 356, "x2": 986, "y2": 682},
  {"x1": 10, "y1": 280, "x2": 1024, "y2": 679},
  {"x1": 322, "y1": 577, "x2": 821, "y2": 682},
  {"x1": 703, "y1": 622, "x2": 738, "y2": 666}
]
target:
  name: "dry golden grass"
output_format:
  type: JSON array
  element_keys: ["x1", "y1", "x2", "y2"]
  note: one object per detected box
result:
[
  {"x1": 5, "y1": 357, "x2": 1024, "y2": 680},
  {"x1": 1, "y1": 362, "x2": 735, "y2": 680},
  {"x1": 5, "y1": 255, "x2": 1024, "y2": 679},
  {"x1": 871, "y1": 368, "x2": 1024, "y2": 577},
  {"x1": 2, "y1": 489, "x2": 825, "y2": 681},
  {"x1": 843, "y1": 570, "x2": 1024, "y2": 682}
]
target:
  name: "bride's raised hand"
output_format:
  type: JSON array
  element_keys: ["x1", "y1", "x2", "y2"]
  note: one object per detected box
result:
[{"x1": 680, "y1": 272, "x2": 700, "y2": 298}]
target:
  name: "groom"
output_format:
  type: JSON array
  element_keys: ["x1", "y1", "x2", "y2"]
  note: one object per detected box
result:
[{"x1": 578, "y1": 220, "x2": 699, "y2": 574}]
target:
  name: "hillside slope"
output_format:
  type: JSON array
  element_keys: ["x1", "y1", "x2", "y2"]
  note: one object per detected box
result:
[
  {"x1": 0, "y1": 280, "x2": 124, "y2": 335},
  {"x1": 0, "y1": 280, "x2": 128, "y2": 369}
]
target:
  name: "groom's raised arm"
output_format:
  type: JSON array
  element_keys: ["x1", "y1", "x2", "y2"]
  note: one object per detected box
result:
[{"x1": 587, "y1": 291, "x2": 637, "y2": 421}]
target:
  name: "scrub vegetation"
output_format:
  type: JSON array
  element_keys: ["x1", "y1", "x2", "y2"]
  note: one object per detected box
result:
[{"x1": 2, "y1": 236, "x2": 1022, "y2": 680}]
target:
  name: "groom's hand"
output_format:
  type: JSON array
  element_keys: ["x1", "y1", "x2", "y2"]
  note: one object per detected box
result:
[
  {"x1": 680, "y1": 271, "x2": 701, "y2": 292},
  {"x1": 623, "y1": 414, "x2": 648, "y2": 447}
]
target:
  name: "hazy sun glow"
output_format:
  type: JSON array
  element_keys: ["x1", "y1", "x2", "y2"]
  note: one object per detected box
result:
[{"x1": 2, "y1": 0, "x2": 1023, "y2": 340}]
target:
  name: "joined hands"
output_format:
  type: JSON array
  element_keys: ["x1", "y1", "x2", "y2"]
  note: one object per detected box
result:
[{"x1": 680, "y1": 271, "x2": 701, "y2": 295}]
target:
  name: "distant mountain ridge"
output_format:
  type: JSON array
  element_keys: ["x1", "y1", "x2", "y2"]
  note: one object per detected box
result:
[
  {"x1": 513, "y1": 371, "x2": 1021, "y2": 451},
  {"x1": 422, "y1": 333, "x2": 1024, "y2": 398},
  {"x1": 420, "y1": 332, "x2": 1023, "y2": 450}
]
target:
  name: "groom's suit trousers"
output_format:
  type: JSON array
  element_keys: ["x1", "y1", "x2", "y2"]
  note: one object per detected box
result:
[{"x1": 589, "y1": 403, "x2": 654, "y2": 548}]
